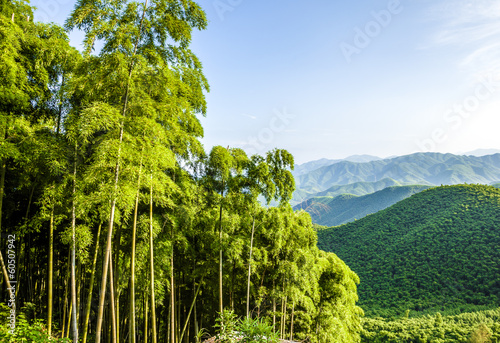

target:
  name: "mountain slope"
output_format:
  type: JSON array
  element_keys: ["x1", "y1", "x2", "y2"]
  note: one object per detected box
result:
[
  {"x1": 316, "y1": 185, "x2": 500, "y2": 317},
  {"x1": 295, "y1": 185, "x2": 430, "y2": 226},
  {"x1": 291, "y1": 178, "x2": 401, "y2": 206},
  {"x1": 296, "y1": 153, "x2": 500, "y2": 193}
]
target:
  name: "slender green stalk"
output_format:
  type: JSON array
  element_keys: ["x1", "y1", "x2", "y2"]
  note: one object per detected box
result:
[
  {"x1": 246, "y1": 214, "x2": 256, "y2": 318},
  {"x1": 48, "y1": 207, "x2": 54, "y2": 336},
  {"x1": 149, "y1": 174, "x2": 157, "y2": 343},
  {"x1": 95, "y1": 3, "x2": 148, "y2": 340},
  {"x1": 171, "y1": 226, "x2": 175, "y2": 343},
  {"x1": 71, "y1": 144, "x2": 78, "y2": 343},
  {"x1": 130, "y1": 150, "x2": 144, "y2": 343},
  {"x1": 109, "y1": 248, "x2": 117, "y2": 342},
  {"x1": 0, "y1": 158, "x2": 13, "y2": 299},
  {"x1": 218, "y1": 187, "x2": 224, "y2": 314},
  {"x1": 179, "y1": 278, "x2": 203, "y2": 343},
  {"x1": 82, "y1": 223, "x2": 102, "y2": 343}
]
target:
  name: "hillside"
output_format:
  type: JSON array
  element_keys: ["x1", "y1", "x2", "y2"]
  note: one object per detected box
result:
[
  {"x1": 291, "y1": 178, "x2": 402, "y2": 206},
  {"x1": 295, "y1": 185, "x2": 430, "y2": 226},
  {"x1": 296, "y1": 153, "x2": 500, "y2": 193},
  {"x1": 316, "y1": 185, "x2": 500, "y2": 317}
]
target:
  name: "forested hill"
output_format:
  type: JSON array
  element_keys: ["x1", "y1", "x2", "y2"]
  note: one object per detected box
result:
[
  {"x1": 296, "y1": 152, "x2": 500, "y2": 193},
  {"x1": 317, "y1": 184, "x2": 500, "y2": 317},
  {"x1": 294, "y1": 185, "x2": 430, "y2": 226}
]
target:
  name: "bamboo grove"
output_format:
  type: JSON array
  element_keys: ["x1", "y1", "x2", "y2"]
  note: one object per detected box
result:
[{"x1": 0, "y1": 1, "x2": 363, "y2": 342}]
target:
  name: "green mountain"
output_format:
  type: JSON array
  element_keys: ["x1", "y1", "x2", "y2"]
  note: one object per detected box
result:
[
  {"x1": 291, "y1": 178, "x2": 402, "y2": 206},
  {"x1": 296, "y1": 153, "x2": 500, "y2": 193},
  {"x1": 293, "y1": 155, "x2": 382, "y2": 177},
  {"x1": 295, "y1": 185, "x2": 430, "y2": 226},
  {"x1": 316, "y1": 185, "x2": 500, "y2": 317}
]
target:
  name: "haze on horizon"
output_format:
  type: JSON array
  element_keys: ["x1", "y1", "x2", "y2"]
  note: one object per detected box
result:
[{"x1": 32, "y1": 0, "x2": 500, "y2": 164}]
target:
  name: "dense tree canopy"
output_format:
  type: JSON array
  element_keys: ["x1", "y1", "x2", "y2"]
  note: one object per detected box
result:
[{"x1": 318, "y1": 184, "x2": 500, "y2": 318}]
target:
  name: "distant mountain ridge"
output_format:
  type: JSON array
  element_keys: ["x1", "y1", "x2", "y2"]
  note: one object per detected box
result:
[
  {"x1": 463, "y1": 148, "x2": 500, "y2": 156},
  {"x1": 295, "y1": 152, "x2": 500, "y2": 194},
  {"x1": 295, "y1": 185, "x2": 430, "y2": 226},
  {"x1": 293, "y1": 155, "x2": 381, "y2": 176}
]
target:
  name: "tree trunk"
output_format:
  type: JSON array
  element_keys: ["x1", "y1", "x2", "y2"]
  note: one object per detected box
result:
[
  {"x1": 48, "y1": 207, "x2": 54, "y2": 336},
  {"x1": 0, "y1": 159, "x2": 15, "y2": 300},
  {"x1": 62, "y1": 251, "x2": 70, "y2": 338},
  {"x1": 194, "y1": 295, "x2": 199, "y2": 343},
  {"x1": 71, "y1": 145, "x2": 79, "y2": 343},
  {"x1": 289, "y1": 303, "x2": 295, "y2": 342},
  {"x1": 149, "y1": 176, "x2": 157, "y2": 343},
  {"x1": 272, "y1": 280, "x2": 276, "y2": 331},
  {"x1": 144, "y1": 296, "x2": 148, "y2": 343},
  {"x1": 171, "y1": 227, "x2": 175, "y2": 343},
  {"x1": 246, "y1": 214, "x2": 256, "y2": 318},
  {"x1": 82, "y1": 223, "x2": 102, "y2": 343},
  {"x1": 95, "y1": 4, "x2": 148, "y2": 340},
  {"x1": 218, "y1": 191, "x2": 224, "y2": 314},
  {"x1": 0, "y1": 252, "x2": 14, "y2": 299},
  {"x1": 95, "y1": 129, "x2": 123, "y2": 343},
  {"x1": 114, "y1": 225, "x2": 122, "y2": 343},
  {"x1": 67, "y1": 300, "x2": 73, "y2": 339},
  {"x1": 179, "y1": 278, "x2": 203, "y2": 343},
  {"x1": 109, "y1": 249, "x2": 117, "y2": 342},
  {"x1": 130, "y1": 161, "x2": 143, "y2": 343},
  {"x1": 130, "y1": 149, "x2": 144, "y2": 343}
]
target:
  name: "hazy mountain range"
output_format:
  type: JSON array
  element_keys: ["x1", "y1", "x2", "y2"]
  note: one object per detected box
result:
[
  {"x1": 292, "y1": 152, "x2": 500, "y2": 225},
  {"x1": 292, "y1": 152, "x2": 500, "y2": 204}
]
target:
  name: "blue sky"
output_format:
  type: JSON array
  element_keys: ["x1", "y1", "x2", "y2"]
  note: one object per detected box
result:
[{"x1": 31, "y1": 0, "x2": 500, "y2": 163}]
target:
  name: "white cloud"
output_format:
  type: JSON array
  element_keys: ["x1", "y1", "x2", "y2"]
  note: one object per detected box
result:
[
  {"x1": 429, "y1": 0, "x2": 500, "y2": 73},
  {"x1": 241, "y1": 113, "x2": 257, "y2": 120}
]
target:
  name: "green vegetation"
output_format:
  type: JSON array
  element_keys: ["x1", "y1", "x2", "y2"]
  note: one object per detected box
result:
[
  {"x1": 295, "y1": 185, "x2": 430, "y2": 226},
  {"x1": 317, "y1": 184, "x2": 500, "y2": 318},
  {"x1": 0, "y1": 304, "x2": 69, "y2": 342},
  {"x1": 361, "y1": 308, "x2": 500, "y2": 343},
  {"x1": 292, "y1": 178, "x2": 402, "y2": 206},
  {"x1": 0, "y1": 1, "x2": 362, "y2": 342},
  {"x1": 214, "y1": 310, "x2": 279, "y2": 343}
]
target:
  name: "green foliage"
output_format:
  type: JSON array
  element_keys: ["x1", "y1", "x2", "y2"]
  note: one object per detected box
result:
[
  {"x1": 214, "y1": 310, "x2": 240, "y2": 343},
  {"x1": 214, "y1": 311, "x2": 279, "y2": 343},
  {"x1": 318, "y1": 184, "x2": 500, "y2": 318},
  {"x1": 0, "y1": 304, "x2": 69, "y2": 342},
  {"x1": 296, "y1": 185, "x2": 430, "y2": 226},
  {"x1": 292, "y1": 178, "x2": 402, "y2": 206},
  {"x1": 238, "y1": 317, "x2": 279, "y2": 343},
  {"x1": 361, "y1": 308, "x2": 500, "y2": 343}
]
